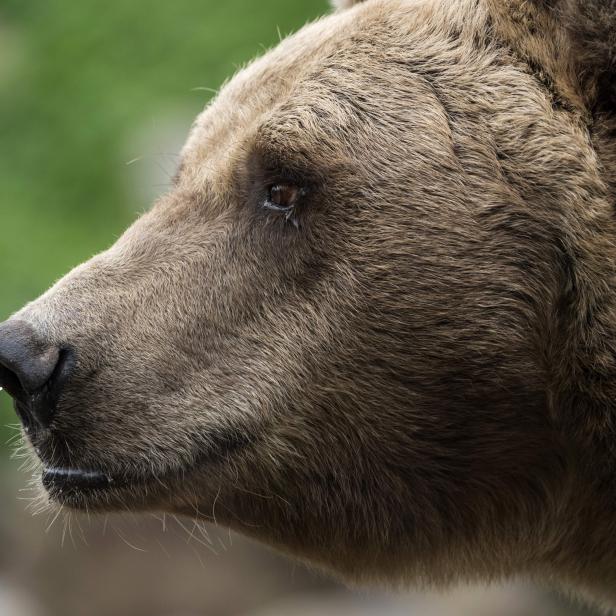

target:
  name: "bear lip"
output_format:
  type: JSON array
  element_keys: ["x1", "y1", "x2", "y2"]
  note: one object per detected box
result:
[
  {"x1": 40, "y1": 428, "x2": 255, "y2": 510},
  {"x1": 42, "y1": 467, "x2": 115, "y2": 493},
  {"x1": 42, "y1": 466, "x2": 146, "y2": 510}
]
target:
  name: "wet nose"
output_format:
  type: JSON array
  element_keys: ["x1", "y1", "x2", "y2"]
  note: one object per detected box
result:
[{"x1": 0, "y1": 320, "x2": 72, "y2": 430}]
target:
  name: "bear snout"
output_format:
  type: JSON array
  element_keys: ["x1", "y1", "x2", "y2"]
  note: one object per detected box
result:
[{"x1": 0, "y1": 319, "x2": 75, "y2": 433}]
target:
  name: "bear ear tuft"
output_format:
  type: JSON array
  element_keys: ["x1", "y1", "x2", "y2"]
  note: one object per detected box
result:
[{"x1": 331, "y1": 0, "x2": 368, "y2": 9}]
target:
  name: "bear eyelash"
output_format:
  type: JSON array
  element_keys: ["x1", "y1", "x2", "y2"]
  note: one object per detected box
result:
[{"x1": 262, "y1": 183, "x2": 307, "y2": 229}]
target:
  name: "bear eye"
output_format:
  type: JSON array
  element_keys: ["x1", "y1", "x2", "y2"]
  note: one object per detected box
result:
[
  {"x1": 262, "y1": 183, "x2": 306, "y2": 228},
  {"x1": 266, "y1": 184, "x2": 302, "y2": 210}
]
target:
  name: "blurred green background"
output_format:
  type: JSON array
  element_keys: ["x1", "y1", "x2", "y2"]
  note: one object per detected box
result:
[{"x1": 0, "y1": 1, "x2": 600, "y2": 615}]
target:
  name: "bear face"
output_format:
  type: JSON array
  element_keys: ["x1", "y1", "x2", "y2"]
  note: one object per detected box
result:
[{"x1": 1, "y1": 0, "x2": 615, "y2": 607}]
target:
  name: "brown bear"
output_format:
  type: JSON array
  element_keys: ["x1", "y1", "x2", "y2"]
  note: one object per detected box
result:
[{"x1": 0, "y1": 0, "x2": 615, "y2": 610}]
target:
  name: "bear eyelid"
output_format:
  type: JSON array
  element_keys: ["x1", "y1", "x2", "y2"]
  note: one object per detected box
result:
[{"x1": 261, "y1": 183, "x2": 307, "y2": 229}]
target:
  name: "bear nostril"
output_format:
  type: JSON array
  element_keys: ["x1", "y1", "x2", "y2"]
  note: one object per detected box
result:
[
  {"x1": 0, "y1": 319, "x2": 71, "y2": 430},
  {"x1": 0, "y1": 362, "x2": 24, "y2": 400}
]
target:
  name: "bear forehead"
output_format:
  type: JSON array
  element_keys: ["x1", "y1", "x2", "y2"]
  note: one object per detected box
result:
[
  {"x1": 179, "y1": 0, "x2": 471, "y2": 188},
  {"x1": 181, "y1": 6, "x2": 365, "y2": 161}
]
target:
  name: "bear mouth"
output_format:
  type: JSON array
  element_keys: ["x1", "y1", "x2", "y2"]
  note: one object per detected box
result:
[
  {"x1": 41, "y1": 461, "x2": 188, "y2": 510},
  {"x1": 42, "y1": 467, "x2": 115, "y2": 492},
  {"x1": 41, "y1": 466, "x2": 149, "y2": 508},
  {"x1": 39, "y1": 428, "x2": 252, "y2": 510}
]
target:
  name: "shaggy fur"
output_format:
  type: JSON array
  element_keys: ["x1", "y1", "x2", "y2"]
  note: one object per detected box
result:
[{"x1": 2, "y1": 0, "x2": 616, "y2": 611}]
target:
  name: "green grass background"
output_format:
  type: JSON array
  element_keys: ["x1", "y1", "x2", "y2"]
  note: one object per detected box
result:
[{"x1": 0, "y1": 0, "x2": 328, "y2": 449}]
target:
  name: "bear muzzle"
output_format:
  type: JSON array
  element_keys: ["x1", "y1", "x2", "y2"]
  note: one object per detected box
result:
[{"x1": 0, "y1": 319, "x2": 75, "y2": 433}]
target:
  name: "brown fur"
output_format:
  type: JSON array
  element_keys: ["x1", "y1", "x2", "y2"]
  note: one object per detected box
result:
[{"x1": 3, "y1": 0, "x2": 616, "y2": 610}]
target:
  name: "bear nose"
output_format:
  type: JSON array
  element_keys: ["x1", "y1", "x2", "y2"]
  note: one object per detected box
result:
[{"x1": 0, "y1": 320, "x2": 72, "y2": 430}]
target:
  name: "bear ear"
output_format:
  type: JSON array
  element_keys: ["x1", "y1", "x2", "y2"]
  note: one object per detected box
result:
[{"x1": 331, "y1": 0, "x2": 368, "y2": 9}]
